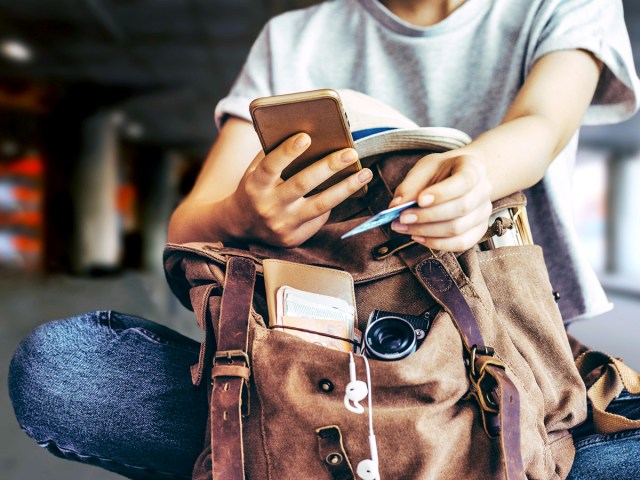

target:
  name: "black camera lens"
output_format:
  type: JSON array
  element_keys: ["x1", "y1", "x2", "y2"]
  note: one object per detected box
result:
[{"x1": 364, "y1": 316, "x2": 417, "y2": 361}]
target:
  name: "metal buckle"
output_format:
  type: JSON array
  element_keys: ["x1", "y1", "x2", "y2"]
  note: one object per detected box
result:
[
  {"x1": 469, "y1": 344, "x2": 495, "y2": 378},
  {"x1": 214, "y1": 349, "x2": 250, "y2": 367},
  {"x1": 468, "y1": 344, "x2": 504, "y2": 413},
  {"x1": 213, "y1": 350, "x2": 252, "y2": 417}
]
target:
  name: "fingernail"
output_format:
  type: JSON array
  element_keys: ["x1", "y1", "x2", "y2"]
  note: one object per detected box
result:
[
  {"x1": 389, "y1": 196, "x2": 403, "y2": 207},
  {"x1": 294, "y1": 134, "x2": 310, "y2": 149},
  {"x1": 419, "y1": 194, "x2": 435, "y2": 207},
  {"x1": 341, "y1": 149, "x2": 357, "y2": 163},
  {"x1": 392, "y1": 221, "x2": 408, "y2": 232},
  {"x1": 358, "y1": 169, "x2": 372, "y2": 183},
  {"x1": 401, "y1": 214, "x2": 418, "y2": 224}
]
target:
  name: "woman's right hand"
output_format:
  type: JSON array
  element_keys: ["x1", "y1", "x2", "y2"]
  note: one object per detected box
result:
[{"x1": 223, "y1": 132, "x2": 372, "y2": 247}]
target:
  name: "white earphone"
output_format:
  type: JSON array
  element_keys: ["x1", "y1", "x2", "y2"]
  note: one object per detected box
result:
[
  {"x1": 344, "y1": 353, "x2": 368, "y2": 414},
  {"x1": 356, "y1": 433, "x2": 380, "y2": 480},
  {"x1": 345, "y1": 353, "x2": 380, "y2": 480}
]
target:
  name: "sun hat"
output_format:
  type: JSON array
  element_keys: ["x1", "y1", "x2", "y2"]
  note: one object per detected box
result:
[{"x1": 336, "y1": 89, "x2": 471, "y2": 159}]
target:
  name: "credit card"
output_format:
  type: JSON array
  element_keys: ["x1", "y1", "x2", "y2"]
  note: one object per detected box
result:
[{"x1": 341, "y1": 200, "x2": 417, "y2": 239}]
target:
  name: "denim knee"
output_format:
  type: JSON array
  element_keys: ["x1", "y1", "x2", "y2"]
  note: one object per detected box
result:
[
  {"x1": 8, "y1": 311, "x2": 111, "y2": 443},
  {"x1": 8, "y1": 310, "x2": 206, "y2": 479}
]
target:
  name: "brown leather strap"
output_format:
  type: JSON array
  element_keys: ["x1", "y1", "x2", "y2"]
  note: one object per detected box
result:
[
  {"x1": 369, "y1": 179, "x2": 525, "y2": 478},
  {"x1": 191, "y1": 284, "x2": 219, "y2": 386},
  {"x1": 486, "y1": 364, "x2": 525, "y2": 480},
  {"x1": 212, "y1": 364, "x2": 251, "y2": 381},
  {"x1": 209, "y1": 256, "x2": 256, "y2": 480},
  {"x1": 315, "y1": 425, "x2": 356, "y2": 480},
  {"x1": 415, "y1": 258, "x2": 484, "y2": 349},
  {"x1": 415, "y1": 257, "x2": 526, "y2": 480}
]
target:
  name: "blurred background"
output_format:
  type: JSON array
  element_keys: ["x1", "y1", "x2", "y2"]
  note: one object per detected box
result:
[{"x1": 0, "y1": 0, "x2": 639, "y2": 478}]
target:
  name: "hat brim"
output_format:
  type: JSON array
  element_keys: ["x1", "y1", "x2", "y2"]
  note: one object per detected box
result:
[{"x1": 354, "y1": 127, "x2": 472, "y2": 160}]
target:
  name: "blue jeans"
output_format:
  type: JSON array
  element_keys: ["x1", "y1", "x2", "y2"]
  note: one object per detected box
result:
[
  {"x1": 8, "y1": 311, "x2": 640, "y2": 479},
  {"x1": 8, "y1": 311, "x2": 207, "y2": 479}
]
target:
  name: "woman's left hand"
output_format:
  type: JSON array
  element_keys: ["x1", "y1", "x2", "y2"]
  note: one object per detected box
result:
[{"x1": 390, "y1": 151, "x2": 493, "y2": 252}]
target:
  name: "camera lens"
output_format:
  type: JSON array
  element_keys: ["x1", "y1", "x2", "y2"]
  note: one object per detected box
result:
[{"x1": 364, "y1": 316, "x2": 417, "y2": 361}]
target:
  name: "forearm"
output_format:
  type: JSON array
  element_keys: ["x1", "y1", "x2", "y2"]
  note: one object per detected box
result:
[
  {"x1": 459, "y1": 50, "x2": 602, "y2": 201},
  {"x1": 167, "y1": 118, "x2": 261, "y2": 244},
  {"x1": 457, "y1": 113, "x2": 562, "y2": 201},
  {"x1": 389, "y1": 50, "x2": 601, "y2": 251},
  {"x1": 168, "y1": 196, "x2": 234, "y2": 244}
]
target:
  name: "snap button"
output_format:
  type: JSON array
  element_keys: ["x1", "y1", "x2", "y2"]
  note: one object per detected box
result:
[
  {"x1": 326, "y1": 453, "x2": 343, "y2": 465},
  {"x1": 318, "y1": 379, "x2": 334, "y2": 393}
]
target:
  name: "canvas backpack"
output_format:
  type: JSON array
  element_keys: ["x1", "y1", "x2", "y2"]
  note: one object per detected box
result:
[{"x1": 165, "y1": 153, "x2": 585, "y2": 479}]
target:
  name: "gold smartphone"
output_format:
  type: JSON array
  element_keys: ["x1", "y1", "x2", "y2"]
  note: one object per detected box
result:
[{"x1": 249, "y1": 89, "x2": 366, "y2": 197}]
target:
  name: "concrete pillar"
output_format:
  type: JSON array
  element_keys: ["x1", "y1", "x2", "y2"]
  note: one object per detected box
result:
[
  {"x1": 140, "y1": 150, "x2": 181, "y2": 274},
  {"x1": 606, "y1": 149, "x2": 640, "y2": 275},
  {"x1": 72, "y1": 111, "x2": 121, "y2": 273}
]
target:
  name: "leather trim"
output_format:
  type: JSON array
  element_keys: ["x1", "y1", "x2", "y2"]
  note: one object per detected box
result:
[
  {"x1": 315, "y1": 425, "x2": 356, "y2": 480},
  {"x1": 415, "y1": 258, "x2": 484, "y2": 350},
  {"x1": 209, "y1": 256, "x2": 257, "y2": 480},
  {"x1": 415, "y1": 257, "x2": 526, "y2": 480}
]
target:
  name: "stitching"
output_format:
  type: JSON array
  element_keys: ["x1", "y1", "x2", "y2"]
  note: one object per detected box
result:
[
  {"x1": 100, "y1": 311, "x2": 119, "y2": 339},
  {"x1": 228, "y1": 257, "x2": 254, "y2": 284},
  {"x1": 266, "y1": 259, "x2": 357, "y2": 311},
  {"x1": 420, "y1": 260, "x2": 453, "y2": 293},
  {"x1": 100, "y1": 310, "x2": 111, "y2": 328},
  {"x1": 267, "y1": 259, "x2": 354, "y2": 282},
  {"x1": 36, "y1": 439, "x2": 190, "y2": 479},
  {"x1": 252, "y1": 339, "x2": 274, "y2": 480},
  {"x1": 128, "y1": 327, "x2": 199, "y2": 353},
  {"x1": 477, "y1": 251, "x2": 525, "y2": 263},
  {"x1": 573, "y1": 429, "x2": 640, "y2": 449}
]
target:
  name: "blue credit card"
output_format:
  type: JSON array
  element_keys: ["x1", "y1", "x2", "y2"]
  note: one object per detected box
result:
[{"x1": 341, "y1": 200, "x2": 418, "y2": 239}]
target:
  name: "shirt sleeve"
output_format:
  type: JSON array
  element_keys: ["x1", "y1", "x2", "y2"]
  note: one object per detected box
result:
[
  {"x1": 214, "y1": 22, "x2": 275, "y2": 130},
  {"x1": 529, "y1": 0, "x2": 640, "y2": 125}
]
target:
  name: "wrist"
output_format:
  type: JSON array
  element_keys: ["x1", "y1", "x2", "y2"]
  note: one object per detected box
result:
[
  {"x1": 215, "y1": 194, "x2": 249, "y2": 241},
  {"x1": 168, "y1": 194, "x2": 244, "y2": 244}
]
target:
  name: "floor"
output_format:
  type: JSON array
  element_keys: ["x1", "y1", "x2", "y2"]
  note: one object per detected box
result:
[{"x1": 1, "y1": 271, "x2": 638, "y2": 480}]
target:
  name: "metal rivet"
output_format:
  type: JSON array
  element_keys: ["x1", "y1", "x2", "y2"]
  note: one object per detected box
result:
[
  {"x1": 378, "y1": 246, "x2": 389, "y2": 255},
  {"x1": 318, "y1": 379, "x2": 334, "y2": 393},
  {"x1": 326, "y1": 453, "x2": 343, "y2": 465}
]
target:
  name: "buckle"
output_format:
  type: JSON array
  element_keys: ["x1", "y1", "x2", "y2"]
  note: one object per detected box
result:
[
  {"x1": 213, "y1": 350, "x2": 252, "y2": 417},
  {"x1": 469, "y1": 344, "x2": 495, "y2": 378},
  {"x1": 468, "y1": 345, "x2": 505, "y2": 413},
  {"x1": 214, "y1": 349, "x2": 250, "y2": 367}
]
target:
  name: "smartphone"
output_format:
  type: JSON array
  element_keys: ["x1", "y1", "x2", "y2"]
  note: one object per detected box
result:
[{"x1": 249, "y1": 89, "x2": 366, "y2": 197}]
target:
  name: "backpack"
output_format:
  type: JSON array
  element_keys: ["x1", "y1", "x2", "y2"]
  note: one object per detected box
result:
[
  {"x1": 164, "y1": 191, "x2": 585, "y2": 479},
  {"x1": 162, "y1": 90, "x2": 603, "y2": 479}
]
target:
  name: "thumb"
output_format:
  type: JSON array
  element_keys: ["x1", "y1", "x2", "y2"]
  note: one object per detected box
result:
[{"x1": 391, "y1": 154, "x2": 443, "y2": 207}]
